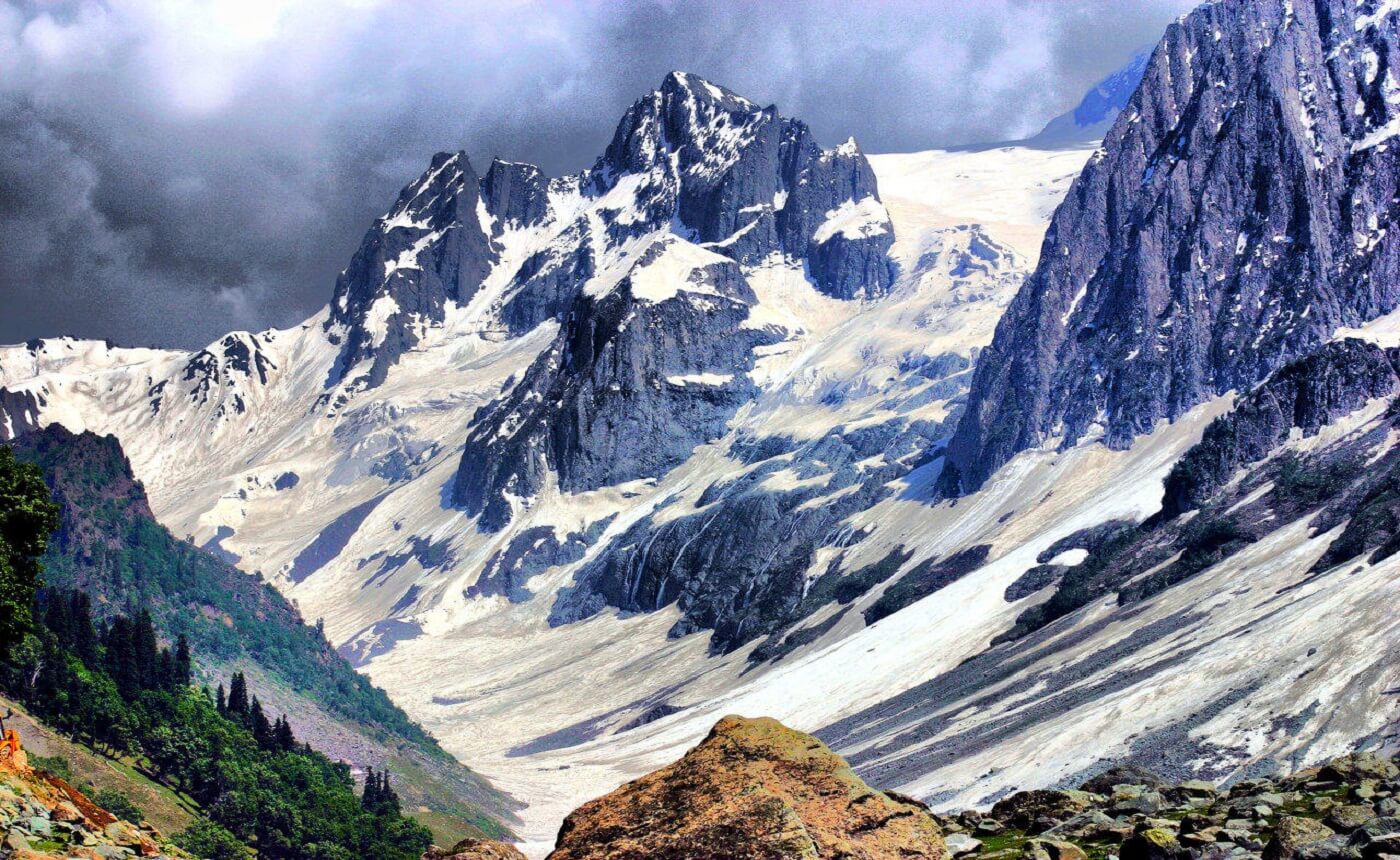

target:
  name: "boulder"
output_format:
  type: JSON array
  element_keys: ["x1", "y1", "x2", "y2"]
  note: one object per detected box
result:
[
  {"x1": 1295, "y1": 835, "x2": 1362, "y2": 860},
  {"x1": 1327, "y1": 807, "x2": 1378, "y2": 834},
  {"x1": 1048, "y1": 809, "x2": 1130, "y2": 842},
  {"x1": 991, "y1": 790, "x2": 1100, "y2": 831},
  {"x1": 1167, "y1": 781, "x2": 1220, "y2": 806},
  {"x1": 425, "y1": 837, "x2": 529, "y2": 860},
  {"x1": 1023, "y1": 838, "x2": 1088, "y2": 860},
  {"x1": 1111, "y1": 788, "x2": 1164, "y2": 816},
  {"x1": 1120, "y1": 827, "x2": 1185, "y2": 860},
  {"x1": 1347, "y1": 816, "x2": 1400, "y2": 859},
  {"x1": 1320, "y1": 756, "x2": 1399, "y2": 785},
  {"x1": 1081, "y1": 766, "x2": 1168, "y2": 795},
  {"x1": 546, "y1": 715, "x2": 949, "y2": 860},
  {"x1": 51, "y1": 800, "x2": 83, "y2": 824},
  {"x1": 105, "y1": 819, "x2": 144, "y2": 847},
  {"x1": 946, "y1": 833, "x2": 984, "y2": 857},
  {"x1": 1264, "y1": 816, "x2": 1336, "y2": 860}
]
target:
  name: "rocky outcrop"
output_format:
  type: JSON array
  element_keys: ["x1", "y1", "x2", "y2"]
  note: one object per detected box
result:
[
  {"x1": 0, "y1": 750, "x2": 182, "y2": 859},
  {"x1": 0, "y1": 388, "x2": 44, "y2": 442},
  {"x1": 481, "y1": 159, "x2": 550, "y2": 232},
  {"x1": 326, "y1": 151, "x2": 498, "y2": 392},
  {"x1": 546, "y1": 715, "x2": 949, "y2": 860},
  {"x1": 453, "y1": 239, "x2": 777, "y2": 531},
  {"x1": 548, "y1": 417, "x2": 946, "y2": 653},
  {"x1": 594, "y1": 72, "x2": 895, "y2": 300},
  {"x1": 943, "y1": 0, "x2": 1400, "y2": 496},
  {"x1": 328, "y1": 72, "x2": 895, "y2": 397},
  {"x1": 424, "y1": 836, "x2": 527, "y2": 860},
  {"x1": 1161, "y1": 339, "x2": 1400, "y2": 519}
]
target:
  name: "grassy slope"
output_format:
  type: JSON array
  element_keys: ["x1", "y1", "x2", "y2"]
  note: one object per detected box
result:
[
  {"x1": 0, "y1": 693, "x2": 197, "y2": 836},
  {"x1": 8, "y1": 427, "x2": 520, "y2": 841}
]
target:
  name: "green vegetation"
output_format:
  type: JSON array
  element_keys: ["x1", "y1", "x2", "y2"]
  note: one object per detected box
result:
[
  {"x1": 12, "y1": 430, "x2": 434, "y2": 749},
  {"x1": 3, "y1": 589, "x2": 432, "y2": 859},
  {"x1": 0, "y1": 446, "x2": 59, "y2": 654},
  {"x1": 93, "y1": 787, "x2": 144, "y2": 824},
  {"x1": 29, "y1": 753, "x2": 72, "y2": 781}
]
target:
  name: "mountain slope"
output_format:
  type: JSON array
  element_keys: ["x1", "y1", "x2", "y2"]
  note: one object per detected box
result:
[{"x1": 6, "y1": 425, "x2": 519, "y2": 840}]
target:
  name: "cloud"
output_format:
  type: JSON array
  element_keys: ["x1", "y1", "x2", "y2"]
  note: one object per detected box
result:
[{"x1": 0, "y1": 0, "x2": 1195, "y2": 349}]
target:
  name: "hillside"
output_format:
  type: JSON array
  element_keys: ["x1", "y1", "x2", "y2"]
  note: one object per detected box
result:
[{"x1": 6, "y1": 425, "x2": 519, "y2": 841}]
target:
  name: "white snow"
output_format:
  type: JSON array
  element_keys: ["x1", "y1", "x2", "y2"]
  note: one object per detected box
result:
[
  {"x1": 623, "y1": 237, "x2": 732, "y2": 303},
  {"x1": 665, "y1": 373, "x2": 733, "y2": 386},
  {"x1": 812, "y1": 196, "x2": 890, "y2": 243}
]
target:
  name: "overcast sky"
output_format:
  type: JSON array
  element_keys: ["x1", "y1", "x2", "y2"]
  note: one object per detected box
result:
[{"x1": 0, "y1": 0, "x2": 1195, "y2": 349}]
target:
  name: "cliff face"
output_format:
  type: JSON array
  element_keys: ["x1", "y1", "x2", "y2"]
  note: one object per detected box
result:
[
  {"x1": 943, "y1": 0, "x2": 1400, "y2": 495},
  {"x1": 546, "y1": 715, "x2": 949, "y2": 860}
]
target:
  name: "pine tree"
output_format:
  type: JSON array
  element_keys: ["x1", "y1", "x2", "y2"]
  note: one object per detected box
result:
[
  {"x1": 173, "y1": 635, "x2": 192, "y2": 689},
  {"x1": 216, "y1": 683, "x2": 227, "y2": 716},
  {"x1": 0, "y1": 447, "x2": 60, "y2": 655},
  {"x1": 249, "y1": 697, "x2": 273, "y2": 750},
  {"x1": 226, "y1": 672, "x2": 248, "y2": 719},
  {"x1": 273, "y1": 715, "x2": 296, "y2": 753},
  {"x1": 69, "y1": 591, "x2": 99, "y2": 665},
  {"x1": 134, "y1": 609, "x2": 159, "y2": 689},
  {"x1": 361, "y1": 766, "x2": 379, "y2": 812}
]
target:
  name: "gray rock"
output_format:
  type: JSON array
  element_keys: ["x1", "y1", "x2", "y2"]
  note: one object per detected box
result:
[
  {"x1": 1329, "y1": 806, "x2": 1379, "y2": 834},
  {"x1": 453, "y1": 241, "x2": 778, "y2": 532},
  {"x1": 1266, "y1": 816, "x2": 1336, "y2": 860},
  {"x1": 326, "y1": 150, "x2": 498, "y2": 393},
  {"x1": 947, "y1": 832, "x2": 985, "y2": 856},
  {"x1": 941, "y1": 0, "x2": 1400, "y2": 496}
]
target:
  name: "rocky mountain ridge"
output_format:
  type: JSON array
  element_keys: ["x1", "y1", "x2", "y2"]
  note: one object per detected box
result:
[{"x1": 943, "y1": 0, "x2": 1400, "y2": 495}]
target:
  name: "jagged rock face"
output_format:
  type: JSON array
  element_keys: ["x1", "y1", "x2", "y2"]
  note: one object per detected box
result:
[
  {"x1": 326, "y1": 73, "x2": 894, "y2": 395},
  {"x1": 1161, "y1": 338, "x2": 1400, "y2": 518},
  {"x1": 180, "y1": 332, "x2": 278, "y2": 418},
  {"x1": 481, "y1": 159, "x2": 550, "y2": 231},
  {"x1": 453, "y1": 239, "x2": 777, "y2": 531},
  {"x1": 327, "y1": 151, "x2": 498, "y2": 391},
  {"x1": 549, "y1": 417, "x2": 947, "y2": 653},
  {"x1": 943, "y1": 0, "x2": 1400, "y2": 495},
  {"x1": 598, "y1": 72, "x2": 895, "y2": 300},
  {"x1": 0, "y1": 387, "x2": 43, "y2": 441},
  {"x1": 546, "y1": 715, "x2": 949, "y2": 860}
]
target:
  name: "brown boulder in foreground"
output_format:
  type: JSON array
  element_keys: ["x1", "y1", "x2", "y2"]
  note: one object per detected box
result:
[
  {"x1": 425, "y1": 836, "x2": 528, "y2": 860},
  {"x1": 547, "y1": 714, "x2": 949, "y2": 860}
]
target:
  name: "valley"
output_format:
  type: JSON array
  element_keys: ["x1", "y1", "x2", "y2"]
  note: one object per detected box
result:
[{"x1": 2, "y1": 0, "x2": 1400, "y2": 856}]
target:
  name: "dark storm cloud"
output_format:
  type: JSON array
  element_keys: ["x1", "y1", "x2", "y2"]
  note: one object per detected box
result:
[{"x1": 0, "y1": 0, "x2": 1195, "y2": 349}]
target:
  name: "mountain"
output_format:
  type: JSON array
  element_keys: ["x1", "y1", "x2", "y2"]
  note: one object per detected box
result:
[
  {"x1": 0, "y1": 69, "x2": 1072, "y2": 845},
  {"x1": 5, "y1": 425, "x2": 519, "y2": 842},
  {"x1": 1030, "y1": 48, "x2": 1152, "y2": 146},
  {"x1": 942, "y1": 0, "x2": 1400, "y2": 495},
  {"x1": 5, "y1": 9, "x2": 1400, "y2": 853}
]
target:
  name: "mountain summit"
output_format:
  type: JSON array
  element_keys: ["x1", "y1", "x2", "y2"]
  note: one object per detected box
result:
[{"x1": 324, "y1": 72, "x2": 894, "y2": 400}]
